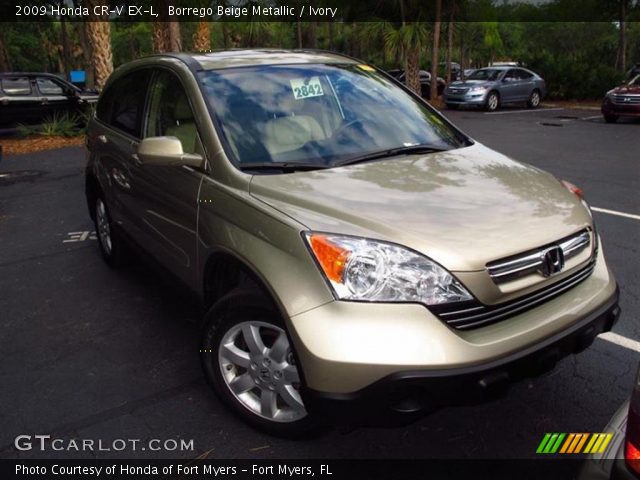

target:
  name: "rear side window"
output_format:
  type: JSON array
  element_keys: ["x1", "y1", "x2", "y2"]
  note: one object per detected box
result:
[
  {"x1": 96, "y1": 69, "x2": 151, "y2": 138},
  {"x1": 517, "y1": 70, "x2": 533, "y2": 80},
  {"x1": 1, "y1": 77, "x2": 32, "y2": 95},
  {"x1": 37, "y1": 78, "x2": 64, "y2": 95}
]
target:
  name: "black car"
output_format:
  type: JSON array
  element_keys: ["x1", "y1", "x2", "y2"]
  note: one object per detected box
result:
[
  {"x1": 389, "y1": 69, "x2": 446, "y2": 99},
  {"x1": 0, "y1": 72, "x2": 99, "y2": 128}
]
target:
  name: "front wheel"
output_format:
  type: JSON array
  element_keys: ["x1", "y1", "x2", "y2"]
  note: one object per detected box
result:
[
  {"x1": 485, "y1": 91, "x2": 499, "y2": 111},
  {"x1": 201, "y1": 290, "x2": 318, "y2": 437},
  {"x1": 527, "y1": 89, "x2": 541, "y2": 108}
]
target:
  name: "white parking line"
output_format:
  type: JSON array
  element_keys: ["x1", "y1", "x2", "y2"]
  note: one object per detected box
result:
[
  {"x1": 600, "y1": 332, "x2": 640, "y2": 353},
  {"x1": 484, "y1": 107, "x2": 564, "y2": 115},
  {"x1": 592, "y1": 207, "x2": 640, "y2": 221}
]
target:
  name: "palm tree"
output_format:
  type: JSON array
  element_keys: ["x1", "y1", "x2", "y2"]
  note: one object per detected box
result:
[
  {"x1": 84, "y1": 0, "x2": 113, "y2": 90},
  {"x1": 430, "y1": 0, "x2": 443, "y2": 100},
  {"x1": 153, "y1": 0, "x2": 182, "y2": 53},
  {"x1": 364, "y1": 20, "x2": 428, "y2": 96},
  {"x1": 0, "y1": 31, "x2": 11, "y2": 71},
  {"x1": 192, "y1": 22, "x2": 211, "y2": 52}
]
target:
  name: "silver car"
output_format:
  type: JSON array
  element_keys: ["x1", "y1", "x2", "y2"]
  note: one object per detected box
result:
[{"x1": 444, "y1": 66, "x2": 546, "y2": 111}]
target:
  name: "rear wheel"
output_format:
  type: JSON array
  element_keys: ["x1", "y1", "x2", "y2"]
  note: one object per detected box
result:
[
  {"x1": 201, "y1": 289, "x2": 318, "y2": 437},
  {"x1": 604, "y1": 114, "x2": 619, "y2": 123},
  {"x1": 94, "y1": 196, "x2": 127, "y2": 268},
  {"x1": 527, "y1": 89, "x2": 541, "y2": 108},
  {"x1": 485, "y1": 91, "x2": 499, "y2": 111}
]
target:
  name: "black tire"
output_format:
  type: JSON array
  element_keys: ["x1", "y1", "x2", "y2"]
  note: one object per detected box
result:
[
  {"x1": 485, "y1": 91, "x2": 500, "y2": 111},
  {"x1": 201, "y1": 288, "x2": 320, "y2": 438},
  {"x1": 93, "y1": 195, "x2": 128, "y2": 268},
  {"x1": 446, "y1": 103, "x2": 459, "y2": 110},
  {"x1": 527, "y1": 89, "x2": 541, "y2": 109},
  {"x1": 604, "y1": 114, "x2": 618, "y2": 124}
]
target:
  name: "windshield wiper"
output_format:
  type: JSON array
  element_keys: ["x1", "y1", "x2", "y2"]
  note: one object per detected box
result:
[
  {"x1": 239, "y1": 162, "x2": 330, "y2": 173},
  {"x1": 333, "y1": 145, "x2": 450, "y2": 168}
]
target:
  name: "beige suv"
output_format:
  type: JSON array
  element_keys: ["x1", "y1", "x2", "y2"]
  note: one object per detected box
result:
[{"x1": 85, "y1": 50, "x2": 619, "y2": 437}]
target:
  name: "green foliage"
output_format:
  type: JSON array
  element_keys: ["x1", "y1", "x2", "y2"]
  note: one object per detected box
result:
[{"x1": 18, "y1": 111, "x2": 84, "y2": 138}]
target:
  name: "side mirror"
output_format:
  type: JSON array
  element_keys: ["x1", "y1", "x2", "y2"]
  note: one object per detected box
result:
[{"x1": 137, "y1": 137, "x2": 203, "y2": 169}]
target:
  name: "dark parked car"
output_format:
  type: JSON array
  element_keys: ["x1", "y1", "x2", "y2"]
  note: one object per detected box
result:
[
  {"x1": 601, "y1": 75, "x2": 640, "y2": 123},
  {"x1": 444, "y1": 66, "x2": 547, "y2": 111},
  {"x1": 395, "y1": 70, "x2": 446, "y2": 99},
  {"x1": 440, "y1": 62, "x2": 462, "y2": 81},
  {"x1": 578, "y1": 365, "x2": 640, "y2": 479},
  {"x1": 0, "y1": 72, "x2": 98, "y2": 128}
]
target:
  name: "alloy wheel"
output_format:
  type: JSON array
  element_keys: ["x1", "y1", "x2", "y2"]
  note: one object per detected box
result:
[
  {"x1": 218, "y1": 321, "x2": 306, "y2": 423},
  {"x1": 96, "y1": 198, "x2": 112, "y2": 255},
  {"x1": 530, "y1": 91, "x2": 540, "y2": 107}
]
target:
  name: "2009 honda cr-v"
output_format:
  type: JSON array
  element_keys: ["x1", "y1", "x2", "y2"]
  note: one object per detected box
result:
[{"x1": 85, "y1": 50, "x2": 620, "y2": 437}]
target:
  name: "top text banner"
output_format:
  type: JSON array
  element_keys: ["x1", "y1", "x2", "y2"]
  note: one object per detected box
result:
[{"x1": 3, "y1": 0, "x2": 640, "y2": 22}]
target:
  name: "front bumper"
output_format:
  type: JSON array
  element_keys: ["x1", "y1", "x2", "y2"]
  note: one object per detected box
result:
[
  {"x1": 444, "y1": 90, "x2": 489, "y2": 105},
  {"x1": 602, "y1": 100, "x2": 640, "y2": 117},
  {"x1": 304, "y1": 288, "x2": 619, "y2": 426}
]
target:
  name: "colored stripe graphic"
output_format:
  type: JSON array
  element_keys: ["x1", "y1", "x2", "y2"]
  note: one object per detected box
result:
[{"x1": 537, "y1": 433, "x2": 613, "y2": 454}]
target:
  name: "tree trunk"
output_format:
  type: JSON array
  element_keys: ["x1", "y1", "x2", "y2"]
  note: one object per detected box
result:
[
  {"x1": 192, "y1": 21, "x2": 211, "y2": 52},
  {"x1": 153, "y1": 22, "x2": 169, "y2": 53},
  {"x1": 430, "y1": 0, "x2": 442, "y2": 100},
  {"x1": 617, "y1": 1, "x2": 627, "y2": 71},
  {"x1": 296, "y1": 21, "x2": 302, "y2": 48},
  {"x1": 0, "y1": 31, "x2": 11, "y2": 72},
  {"x1": 405, "y1": 46, "x2": 421, "y2": 95},
  {"x1": 446, "y1": 12, "x2": 454, "y2": 83},
  {"x1": 84, "y1": 1, "x2": 113, "y2": 91},
  {"x1": 167, "y1": 21, "x2": 182, "y2": 52},
  {"x1": 75, "y1": 20, "x2": 94, "y2": 88},
  {"x1": 60, "y1": 16, "x2": 72, "y2": 76}
]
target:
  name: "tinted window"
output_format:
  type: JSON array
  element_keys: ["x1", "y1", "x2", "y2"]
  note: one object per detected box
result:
[
  {"x1": 517, "y1": 69, "x2": 533, "y2": 80},
  {"x1": 145, "y1": 70, "x2": 199, "y2": 154},
  {"x1": 1, "y1": 77, "x2": 32, "y2": 95},
  {"x1": 467, "y1": 69, "x2": 502, "y2": 81},
  {"x1": 96, "y1": 69, "x2": 151, "y2": 138},
  {"x1": 37, "y1": 78, "x2": 64, "y2": 95},
  {"x1": 504, "y1": 70, "x2": 518, "y2": 80}
]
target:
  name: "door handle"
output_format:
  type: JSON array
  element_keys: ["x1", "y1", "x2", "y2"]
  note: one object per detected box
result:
[{"x1": 130, "y1": 153, "x2": 142, "y2": 166}]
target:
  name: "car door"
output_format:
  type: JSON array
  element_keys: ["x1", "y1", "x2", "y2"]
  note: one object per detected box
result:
[
  {"x1": 0, "y1": 76, "x2": 42, "y2": 126},
  {"x1": 515, "y1": 69, "x2": 535, "y2": 100},
  {"x1": 130, "y1": 68, "x2": 205, "y2": 288},
  {"x1": 91, "y1": 68, "x2": 153, "y2": 243},
  {"x1": 499, "y1": 69, "x2": 520, "y2": 103},
  {"x1": 35, "y1": 76, "x2": 76, "y2": 119}
]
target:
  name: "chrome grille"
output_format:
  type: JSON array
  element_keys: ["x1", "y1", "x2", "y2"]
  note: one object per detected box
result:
[
  {"x1": 430, "y1": 260, "x2": 595, "y2": 330},
  {"x1": 612, "y1": 94, "x2": 640, "y2": 105},
  {"x1": 486, "y1": 229, "x2": 591, "y2": 283},
  {"x1": 447, "y1": 87, "x2": 468, "y2": 95}
]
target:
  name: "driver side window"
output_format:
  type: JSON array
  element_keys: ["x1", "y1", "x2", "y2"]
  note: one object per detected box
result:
[{"x1": 145, "y1": 70, "x2": 200, "y2": 155}]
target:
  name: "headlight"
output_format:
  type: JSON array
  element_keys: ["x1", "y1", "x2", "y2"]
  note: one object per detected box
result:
[
  {"x1": 468, "y1": 86, "x2": 488, "y2": 92},
  {"x1": 304, "y1": 233, "x2": 473, "y2": 305}
]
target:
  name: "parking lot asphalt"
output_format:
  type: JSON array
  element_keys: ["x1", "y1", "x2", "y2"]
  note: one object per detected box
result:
[{"x1": 0, "y1": 107, "x2": 638, "y2": 462}]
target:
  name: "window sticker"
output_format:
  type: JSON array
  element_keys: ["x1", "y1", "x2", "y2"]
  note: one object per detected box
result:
[{"x1": 290, "y1": 76, "x2": 324, "y2": 100}]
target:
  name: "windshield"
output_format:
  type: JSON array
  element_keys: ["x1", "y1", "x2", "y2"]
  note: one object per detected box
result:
[
  {"x1": 198, "y1": 64, "x2": 467, "y2": 169},
  {"x1": 467, "y1": 69, "x2": 502, "y2": 81},
  {"x1": 630, "y1": 75, "x2": 640, "y2": 86}
]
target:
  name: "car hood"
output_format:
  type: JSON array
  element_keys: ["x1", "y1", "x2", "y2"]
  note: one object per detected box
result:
[
  {"x1": 249, "y1": 143, "x2": 592, "y2": 272},
  {"x1": 448, "y1": 80, "x2": 495, "y2": 89},
  {"x1": 611, "y1": 84, "x2": 640, "y2": 94}
]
